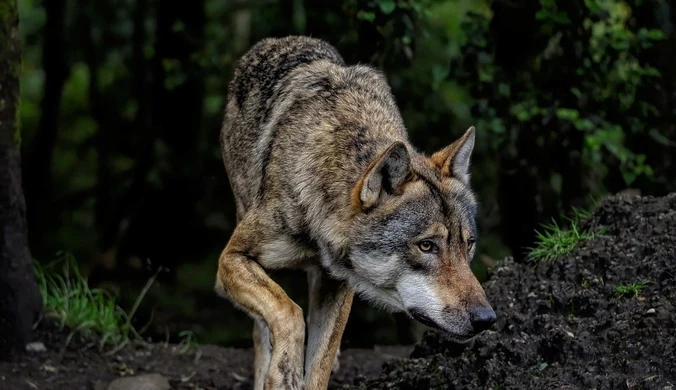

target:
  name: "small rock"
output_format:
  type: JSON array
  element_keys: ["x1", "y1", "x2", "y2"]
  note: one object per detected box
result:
[
  {"x1": 646, "y1": 308, "x2": 656, "y2": 315},
  {"x1": 25, "y1": 342, "x2": 46, "y2": 353},
  {"x1": 39, "y1": 364, "x2": 57, "y2": 373},
  {"x1": 527, "y1": 292, "x2": 537, "y2": 298},
  {"x1": 106, "y1": 373, "x2": 170, "y2": 390}
]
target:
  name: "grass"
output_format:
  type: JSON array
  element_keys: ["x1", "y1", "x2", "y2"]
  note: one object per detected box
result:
[
  {"x1": 526, "y1": 207, "x2": 597, "y2": 263},
  {"x1": 177, "y1": 330, "x2": 200, "y2": 354},
  {"x1": 615, "y1": 282, "x2": 648, "y2": 298},
  {"x1": 34, "y1": 252, "x2": 158, "y2": 353}
]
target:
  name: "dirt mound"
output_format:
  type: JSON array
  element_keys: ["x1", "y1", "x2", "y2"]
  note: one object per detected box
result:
[{"x1": 352, "y1": 193, "x2": 676, "y2": 390}]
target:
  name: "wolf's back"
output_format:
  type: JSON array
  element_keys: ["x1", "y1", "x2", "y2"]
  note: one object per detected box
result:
[
  {"x1": 221, "y1": 36, "x2": 346, "y2": 216},
  {"x1": 229, "y1": 36, "x2": 344, "y2": 117}
]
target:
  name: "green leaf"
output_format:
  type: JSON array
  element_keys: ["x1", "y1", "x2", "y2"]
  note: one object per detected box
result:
[
  {"x1": 641, "y1": 66, "x2": 661, "y2": 78},
  {"x1": 554, "y1": 12, "x2": 571, "y2": 24},
  {"x1": 555, "y1": 108, "x2": 579, "y2": 121},
  {"x1": 432, "y1": 65, "x2": 449, "y2": 84},
  {"x1": 358, "y1": 10, "x2": 376, "y2": 22},
  {"x1": 498, "y1": 83, "x2": 511, "y2": 97},
  {"x1": 649, "y1": 129, "x2": 676, "y2": 147},
  {"x1": 379, "y1": 0, "x2": 396, "y2": 15},
  {"x1": 574, "y1": 118, "x2": 595, "y2": 132},
  {"x1": 585, "y1": 0, "x2": 602, "y2": 14},
  {"x1": 536, "y1": 10, "x2": 571, "y2": 24},
  {"x1": 646, "y1": 28, "x2": 665, "y2": 40}
]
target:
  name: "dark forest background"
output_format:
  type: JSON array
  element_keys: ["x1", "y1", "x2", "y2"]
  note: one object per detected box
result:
[{"x1": 17, "y1": 0, "x2": 675, "y2": 348}]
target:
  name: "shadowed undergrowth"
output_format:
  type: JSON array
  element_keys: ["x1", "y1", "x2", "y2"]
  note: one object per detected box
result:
[{"x1": 33, "y1": 252, "x2": 157, "y2": 353}]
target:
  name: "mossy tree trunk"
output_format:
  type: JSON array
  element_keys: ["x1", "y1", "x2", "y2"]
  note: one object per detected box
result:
[{"x1": 0, "y1": 0, "x2": 43, "y2": 359}]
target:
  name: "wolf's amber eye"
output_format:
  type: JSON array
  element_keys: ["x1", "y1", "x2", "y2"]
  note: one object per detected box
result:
[
  {"x1": 418, "y1": 240, "x2": 435, "y2": 253},
  {"x1": 467, "y1": 238, "x2": 476, "y2": 251}
]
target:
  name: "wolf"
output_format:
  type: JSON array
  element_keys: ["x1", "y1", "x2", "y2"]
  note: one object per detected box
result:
[{"x1": 215, "y1": 36, "x2": 496, "y2": 390}]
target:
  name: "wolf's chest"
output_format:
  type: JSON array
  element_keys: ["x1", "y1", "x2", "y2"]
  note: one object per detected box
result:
[{"x1": 257, "y1": 235, "x2": 318, "y2": 270}]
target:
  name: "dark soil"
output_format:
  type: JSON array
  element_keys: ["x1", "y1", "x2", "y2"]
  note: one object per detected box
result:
[
  {"x1": 0, "y1": 321, "x2": 412, "y2": 390},
  {"x1": 352, "y1": 193, "x2": 676, "y2": 390},
  {"x1": 2, "y1": 193, "x2": 674, "y2": 390}
]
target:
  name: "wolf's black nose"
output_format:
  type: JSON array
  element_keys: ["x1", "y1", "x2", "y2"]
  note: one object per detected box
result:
[{"x1": 469, "y1": 305, "x2": 497, "y2": 332}]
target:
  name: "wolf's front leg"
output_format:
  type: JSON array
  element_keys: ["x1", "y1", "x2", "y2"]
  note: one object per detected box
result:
[
  {"x1": 304, "y1": 267, "x2": 354, "y2": 389},
  {"x1": 215, "y1": 221, "x2": 306, "y2": 390},
  {"x1": 252, "y1": 319, "x2": 272, "y2": 390}
]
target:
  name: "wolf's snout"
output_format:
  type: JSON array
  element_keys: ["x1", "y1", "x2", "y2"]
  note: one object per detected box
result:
[{"x1": 469, "y1": 305, "x2": 497, "y2": 332}]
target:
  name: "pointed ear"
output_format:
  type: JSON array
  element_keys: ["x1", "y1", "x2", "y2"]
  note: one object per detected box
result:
[
  {"x1": 430, "y1": 126, "x2": 475, "y2": 183},
  {"x1": 355, "y1": 142, "x2": 411, "y2": 210}
]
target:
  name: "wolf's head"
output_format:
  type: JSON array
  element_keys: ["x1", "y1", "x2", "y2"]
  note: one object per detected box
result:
[{"x1": 348, "y1": 126, "x2": 495, "y2": 342}]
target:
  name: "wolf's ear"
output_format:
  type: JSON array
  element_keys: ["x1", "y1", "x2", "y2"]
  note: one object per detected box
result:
[
  {"x1": 430, "y1": 126, "x2": 475, "y2": 183},
  {"x1": 355, "y1": 141, "x2": 411, "y2": 210}
]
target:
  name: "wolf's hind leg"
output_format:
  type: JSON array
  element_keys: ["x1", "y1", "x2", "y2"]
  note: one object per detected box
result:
[
  {"x1": 215, "y1": 219, "x2": 305, "y2": 390},
  {"x1": 304, "y1": 267, "x2": 354, "y2": 390}
]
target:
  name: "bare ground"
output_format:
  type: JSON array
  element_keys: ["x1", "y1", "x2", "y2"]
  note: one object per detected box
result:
[{"x1": 0, "y1": 322, "x2": 412, "y2": 390}]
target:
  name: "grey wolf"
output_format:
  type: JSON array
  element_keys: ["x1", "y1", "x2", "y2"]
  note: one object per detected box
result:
[{"x1": 215, "y1": 35, "x2": 496, "y2": 390}]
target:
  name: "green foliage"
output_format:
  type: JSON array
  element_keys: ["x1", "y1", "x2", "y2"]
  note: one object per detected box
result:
[
  {"x1": 615, "y1": 282, "x2": 648, "y2": 298},
  {"x1": 0, "y1": 0, "x2": 17, "y2": 25},
  {"x1": 440, "y1": 0, "x2": 676, "y2": 261},
  {"x1": 343, "y1": 0, "x2": 429, "y2": 66},
  {"x1": 34, "y1": 252, "x2": 155, "y2": 352},
  {"x1": 455, "y1": 0, "x2": 670, "y2": 199},
  {"x1": 176, "y1": 330, "x2": 199, "y2": 354},
  {"x1": 526, "y1": 208, "x2": 595, "y2": 262}
]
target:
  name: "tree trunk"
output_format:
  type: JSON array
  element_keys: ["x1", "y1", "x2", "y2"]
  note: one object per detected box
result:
[{"x1": 0, "y1": 0, "x2": 43, "y2": 359}]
